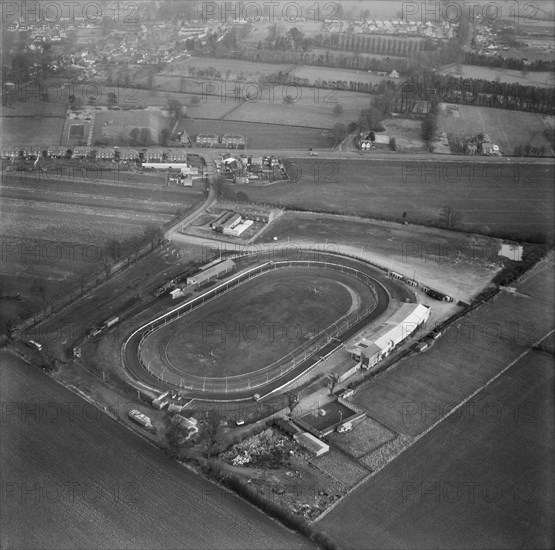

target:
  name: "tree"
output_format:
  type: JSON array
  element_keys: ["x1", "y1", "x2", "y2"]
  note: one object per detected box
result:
[
  {"x1": 325, "y1": 372, "x2": 340, "y2": 395},
  {"x1": 139, "y1": 128, "x2": 152, "y2": 146},
  {"x1": 439, "y1": 206, "x2": 462, "y2": 229},
  {"x1": 203, "y1": 410, "x2": 222, "y2": 458},
  {"x1": 421, "y1": 114, "x2": 437, "y2": 141},
  {"x1": 159, "y1": 128, "x2": 171, "y2": 146},
  {"x1": 358, "y1": 107, "x2": 384, "y2": 132},
  {"x1": 332, "y1": 103, "x2": 344, "y2": 116},
  {"x1": 286, "y1": 392, "x2": 299, "y2": 416},
  {"x1": 144, "y1": 224, "x2": 164, "y2": 251},
  {"x1": 331, "y1": 123, "x2": 348, "y2": 145},
  {"x1": 167, "y1": 98, "x2": 183, "y2": 120},
  {"x1": 104, "y1": 238, "x2": 120, "y2": 261},
  {"x1": 107, "y1": 92, "x2": 118, "y2": 104},
  {"x1": 129, "y1": 127, "x2": 140, "y2": 146}
]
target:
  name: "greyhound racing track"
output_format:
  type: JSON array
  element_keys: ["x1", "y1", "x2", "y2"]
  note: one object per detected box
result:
[{"x1": 122, "y1": 253, "x2": 413, "y2": 400}]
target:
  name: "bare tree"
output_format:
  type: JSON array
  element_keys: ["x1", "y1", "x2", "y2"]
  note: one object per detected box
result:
[{"x1": 325, "y1": 372, "x2": 340, "y2": 395}]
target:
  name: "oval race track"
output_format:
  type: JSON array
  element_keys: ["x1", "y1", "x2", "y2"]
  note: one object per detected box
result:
[{"x1": 122, "y1": 252, "x2": 415, "y2": 401}]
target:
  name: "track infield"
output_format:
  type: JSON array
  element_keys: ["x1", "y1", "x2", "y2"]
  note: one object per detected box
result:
[{"x1": 140, "y1": 266, "x2": 376, "y2": 379}]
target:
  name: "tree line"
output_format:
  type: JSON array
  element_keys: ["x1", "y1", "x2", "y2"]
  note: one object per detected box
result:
[{"x1": 398, "y1": 71, "x2": 554, "y2": 114}]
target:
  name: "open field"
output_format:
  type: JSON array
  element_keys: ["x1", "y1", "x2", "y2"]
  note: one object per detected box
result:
[
  {"x1": 244, "y1": 158, "x2": 555, "y2": 241},
  {"x1": 0, "y1": 351, "x2": 313, "y2": 549},
  {"x1": 92, "y1": 109, "x2": 167, "y2": 145},
  {"x1": 2, "y1": 116, "x2": 66, "y2": 146},
  {"x1": 352, "y1": 256, "x2": 555, "y2": 437},
  {"x1": 141, "y1": 267, "x2": 376, "y2": 378},
  {"x1": 437, "y1": 104, "x2": 554, "y2": 154},
  {"x1": 179, "y1": 119, "x2": 332, "y2": 149},
  {"x1": 255, "y1": 211, "x2": 509, "y2": 301},
  {"x1": 288, "y1": 65, "x2": 399, "y2": 86},
  {"x1": 320, "y1": 349, "x2": 554, "y2": 549},
  {"x1": 221, "y1": 86, "x2": 372, "y2": 128},
  {"x1": 0, "y1": 172, "x2": 203, "y2": 322},
  {"x1": 439, "y1": 63, "x2": 555, "y2": 87}
]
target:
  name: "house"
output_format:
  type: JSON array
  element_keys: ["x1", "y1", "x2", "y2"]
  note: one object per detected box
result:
[{"x1": 388, "y1": 70, "x2": 400, "y2": 78}]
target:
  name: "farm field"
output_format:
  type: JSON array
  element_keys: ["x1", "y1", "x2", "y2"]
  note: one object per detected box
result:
[
  {"x1": 179, "y1": 119, "x2": 332, "y2": 149},
  {"x1": 0, "y1": 173, "x2": 203, "y2": 323},
  {"x1": 437, "y1": 104, "x2": 555, "y2": 154},
  {"x1": 245, "y1": 158, "x2": 555, "y2": 241},
  {"x1": 225, "y1": 86, "x2": 372, "y2": 127},
  {"x1": 141, "y1": 267, "x2": 376, "y2": 378},
  {"x1": 288, "y1": 65, "x2": 399, "y2": 86},
  {"x1": 0, "y1": 351, "x2": 313, "y2": 550},
  {"x1": 2, "y1": 116, "x2": 66, "y2": 146},
  {"x1": 320, "y1": 348, "x2": 554, "y2": 550},
  {"x1": 352, "y1": 255, "x2": 555, "y2": 437},
  {"x1": 255, "y1": 212, "x2": 505, "y2": 301},
  {"x1": 439, "y1": 63, "x2": 555, "y2": 87}
]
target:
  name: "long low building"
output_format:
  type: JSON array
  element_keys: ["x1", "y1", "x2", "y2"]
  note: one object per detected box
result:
[
  {"x1": 186, "y1": 259, "x2": 235, "y2": 288},
  {"x1": 346, "y1": 303, "x2": 430, "y2": 368}
]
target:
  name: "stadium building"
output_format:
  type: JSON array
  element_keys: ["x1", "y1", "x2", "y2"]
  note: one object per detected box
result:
[{"x1": 346, "y1": 303, "x2": 430, "y2": 368}]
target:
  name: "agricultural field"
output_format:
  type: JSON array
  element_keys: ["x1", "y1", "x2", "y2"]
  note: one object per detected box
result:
[
  {"x1": 2, "y1": 116, "x2": 66, "y2": 147},
  {"x1": 437, "y1": 104, "x2": 554, "y2": 155},
  {"x1": 179, "y1": 119, "x2": 332, "y2": 149},
  {"x1": 0, "y1": 351, "x2": 312, "y2": 550},
  {"x1": 224, "y1": 86, "x2": 372, "y2": 128},
  {"x1": 0, "y1": 172, "x2": 203, "y2": 323},
  {"x1": 439, "y1": 63, "x2": 555, "y2": 87},
  {"x1": 320, "y1": 348, "x2": 554, "y2": 550},
  {"x1": 141, "y1": 267, "x2": 376, "y2": 378},
  {"x1": 245, "y1": 158, "x2": 555, "y2": 242},
  {"x1": 352, "y1": 255, "x2": 555, "y2": 437},
  {"x1": 288, "y1": 65, "x2": 399, "y2": 86}
]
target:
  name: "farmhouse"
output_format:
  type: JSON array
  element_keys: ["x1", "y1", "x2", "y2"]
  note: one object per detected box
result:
[
  {"x1": 186, "y1": 259, "x2": 236, "y2": 288},
  {"x1": 346, "y1": 303, "x2": 430, "y2": 368}
]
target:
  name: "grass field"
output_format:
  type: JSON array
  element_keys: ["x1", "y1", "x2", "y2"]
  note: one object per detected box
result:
[
  {"x1": 320, "y1": 349, "x2": 554, "y2": 549},
  {"x1": 93, "y1": 109, "x2": 167, "y2": 145},
  {"x1": 2, "y1": 116, "x2": 66, "y2": 146},
  {"x1": 352, "y1": 255, "x2": 555, "y2": 437},
  {"x1": 142, "y1": 267, "x2": 376, "y2": 378},
  {"x1": 288, "y1": 65, "x2": 398, "y2": 86},
  {"x1": 439, "y1": 63, "x2": 555, "y2": 87},
  {"x1": 0, "y1": 351, "x2": 312, "y2": 549},
  {"x1": 244, "y1": 158, "x2": 555, "y2": 241},
  {"x1": 226, "y1": 86, "x2": 372, "y2": 128},
  {"x1": 0, "y1": 172, "x2": 203, "y2": 323},
  {"x1": 437, "y1": 104, "x2": 554, "y2": 155}
]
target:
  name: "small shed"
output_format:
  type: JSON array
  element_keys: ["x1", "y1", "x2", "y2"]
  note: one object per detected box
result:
[{"x1": 293, "y1": 432, "x2": 329, "y2": 457}]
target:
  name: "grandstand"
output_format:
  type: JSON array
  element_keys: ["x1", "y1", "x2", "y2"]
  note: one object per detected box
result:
[{"x1": 346, "y1": 303, "x2": 430, "y2": 368}]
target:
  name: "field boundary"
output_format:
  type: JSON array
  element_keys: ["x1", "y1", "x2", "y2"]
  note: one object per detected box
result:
[{"x1": 315, "y1": 327, "x2": 555, "y2": 524}]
